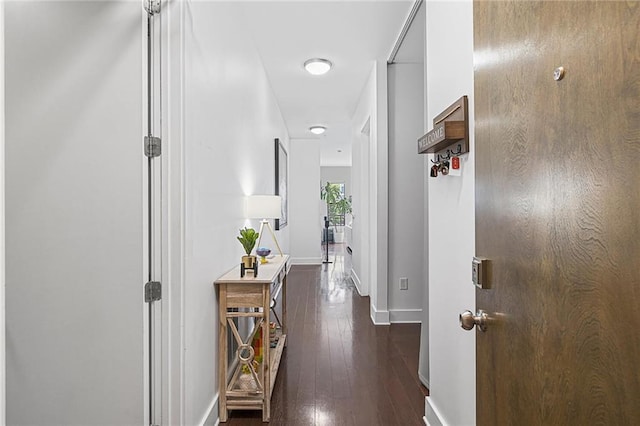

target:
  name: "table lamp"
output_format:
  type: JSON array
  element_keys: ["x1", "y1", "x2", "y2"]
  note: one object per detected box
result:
[{"x1": 246, "y1": 195, "x2": 284, "y2": 257}]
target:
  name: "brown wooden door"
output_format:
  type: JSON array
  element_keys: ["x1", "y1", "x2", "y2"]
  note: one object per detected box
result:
[{"x1": 474, "y1": 1, "x2": 640, "y2": 424}]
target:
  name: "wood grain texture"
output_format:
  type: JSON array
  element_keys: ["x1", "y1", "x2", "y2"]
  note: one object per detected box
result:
[
  {"x1": 224, "y1": 245, "x2": 428, "y2": 425},
  {"x1": 219, "y1": 285, "x2": 228, "y2": 423},
  {"x1": 226, "y1": 284, "x2": 263, "y2": 308},
  {"x1": 474, "y1": 1, "x2": 640, "y2": 424},
  {"x1": 262, "y1": 284, "x2": 271, "y2": 422},
  {"x1": 215, "y1": 257, "x2": 289, "y2": 422}
]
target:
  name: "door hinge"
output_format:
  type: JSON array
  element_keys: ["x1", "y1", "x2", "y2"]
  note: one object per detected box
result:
[
  {"x1": 144, "y1": 0, "x2": 160, "y2": 15},
  {"x1": 145, "y1": 281, "x2": 162, "y2": 302},
  {"x1": 145, "y1": 136, "x2": 161, "y2": 158}
]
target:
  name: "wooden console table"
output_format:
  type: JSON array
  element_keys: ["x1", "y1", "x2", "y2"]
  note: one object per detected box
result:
[{"x1": 214, "y1": 255, "x2": 289, "y2": 422}]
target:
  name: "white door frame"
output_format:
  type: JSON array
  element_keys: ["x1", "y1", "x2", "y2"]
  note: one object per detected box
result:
[
  {"x1": 0, "y1": 2, "x2": 7, "y2": 423},
  {"x1": 160, "y1": 0, "x2": 186, "y2": 424},
  {"x1": 359, "y1": 118, "x2": 371, "y2": 298},
  {"x1": 146, "y1": 3, "x2": 164, "y2": 424},
  {"x1": 370, "y1": 61, "x2": 390, "y2": 325}
]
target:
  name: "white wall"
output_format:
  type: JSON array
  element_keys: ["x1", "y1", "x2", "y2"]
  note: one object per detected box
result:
[
  {"x1": 425, "y1": 1, "x2": 476, "y2": 425},
  {"x1": 290, "y1": 140, "x2": 322, "y2": 265},
  {"x1": 350, "y1": 120, "x2": 369, "y2": 296},
  {"x1": 3, "y1": 2, "x2": 292, "y2": 424},
  {"x1": 351, "y1": 62, "x2": 389, "y2": 324},
  {"x1": 373, "y1": 61, "x2": 390, "y2": 325},
  {"x1": 387, "y1": 63, "x2": 424, "y2": 324},
  {"x1": 321, "y1": 166, "x2": 352, "y2": 197},
  {"x1": 179, "y1": 2, "x2": 290, "y2": 424}
]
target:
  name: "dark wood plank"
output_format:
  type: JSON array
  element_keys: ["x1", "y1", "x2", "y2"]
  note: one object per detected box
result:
[{"x1": 224, "y1": 244, "x2": 428, "y2": 425}]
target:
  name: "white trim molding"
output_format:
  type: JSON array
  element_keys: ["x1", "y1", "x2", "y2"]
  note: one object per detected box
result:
[
  {"x1": 0, "y1": 2, "x2": 6, "y2": 423},
  {"x1": 370, "y1": 302, "x2": 390, "y2": 325},
  {"x1": 388, "y1": 0, "x2": 424, "y2": 63},
  {"x1": 199, "y1": 393, "x2": 218, "y2": 426},
  {"x1": 350, "y1": 269, "x2": 366, "y2": 296},
  {"x1": 390, "y1": 308, "x2": 422, "y2": 324},
  {"x1": 162, "y1": 0, "x2": 187, "y2": 424},
  {"x1": 425, "y1": 396, "x2": 447, "y2": 426},
  {"x1": 418, "y1": 371, "x2": 430, "y2": 389}
]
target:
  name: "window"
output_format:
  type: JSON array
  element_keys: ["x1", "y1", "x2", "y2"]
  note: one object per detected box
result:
[{"x1": 326, "y1": 182, "x2": 347, "y2": 227}]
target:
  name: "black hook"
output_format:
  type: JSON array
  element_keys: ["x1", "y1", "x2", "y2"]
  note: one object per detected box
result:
[
  {"x1": 430, "y1": 157, "x2": 440, "y2": 164},
  {"x1": 450, "y1": 144, "x2": 463, "y2": 156}
]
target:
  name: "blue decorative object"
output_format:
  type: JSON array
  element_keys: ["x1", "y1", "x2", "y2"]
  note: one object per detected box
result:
[
  {"x1": 256, "y1": 247, "x2": 271, "y2": 264},
  {"x1": 256, "y1": 247, "x2": 271, "y2": 256}
]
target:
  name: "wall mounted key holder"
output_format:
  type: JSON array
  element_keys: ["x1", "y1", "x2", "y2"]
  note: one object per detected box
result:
[{"x1": 418, "y1": 95, "x2": 469, "y2": 158}]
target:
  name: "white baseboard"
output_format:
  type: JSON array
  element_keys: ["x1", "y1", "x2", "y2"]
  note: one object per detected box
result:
[
  {"x1": 389, "y1": 308, "x2": 422, "y2": 323},
  {"x1": 199, "y1": 393, "x2": 218, "y2": 426},
  {"x1": 370, "y1": 303, "x2": 390, "y2": 325},
  {"x1": 290, "y1": 257, "x2": 322, "y2": 265},
  {"x1": 425, "y1": 396, "x2": 447, "y2": 426},
  {"x1": 418, "y1": 371, "x2": 430, "y2": 389},
  {"x1": 350, "y1": 269, "x2": 366, "y2": 295}
]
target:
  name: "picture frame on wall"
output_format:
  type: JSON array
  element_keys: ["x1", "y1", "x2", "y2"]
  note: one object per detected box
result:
[{"x1": 275, "y1": 138, "x2": 288, "y2": 230}]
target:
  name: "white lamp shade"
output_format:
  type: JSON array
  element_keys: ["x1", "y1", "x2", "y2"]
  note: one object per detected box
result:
[{"x1": 246, "y1": 195, "x2": 282, "y2": 219}]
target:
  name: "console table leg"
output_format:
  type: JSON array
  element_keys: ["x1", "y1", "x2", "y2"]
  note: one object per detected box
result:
[
  {"x1": 263, "y1": 286, "x2": 271, "y2": 422},
  {"x1": 219, "y1": 285, "x2": 228, "y2": 423}
]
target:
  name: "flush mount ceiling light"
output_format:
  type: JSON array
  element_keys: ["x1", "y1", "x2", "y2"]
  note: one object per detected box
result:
[
  {"x1": 304, "y1": 58, "x2": 332, "y2": 75},
  {"x1": 309, "y1": 126, "x2": 327, "y2": 135}
]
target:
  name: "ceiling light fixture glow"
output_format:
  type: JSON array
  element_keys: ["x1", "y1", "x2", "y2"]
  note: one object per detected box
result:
[
  {"x1": 304, "y1": 58, "x2": 332, "y2": 75},
  {"x1": 309, "y1": 126, "x2": 326, "y2": 135}
]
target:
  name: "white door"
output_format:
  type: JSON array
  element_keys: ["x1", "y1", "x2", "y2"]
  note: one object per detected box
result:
[{"x1": 5, "y1": 2, "x2": 149, "y2": 424}]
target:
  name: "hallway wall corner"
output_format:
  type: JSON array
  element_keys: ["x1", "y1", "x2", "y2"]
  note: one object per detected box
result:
[{"x1": 370, "y1": 302, "x2": 391, "y2": 325}]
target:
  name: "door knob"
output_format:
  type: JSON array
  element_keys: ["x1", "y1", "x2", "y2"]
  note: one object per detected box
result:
[{"x1": 460, "y1": 309, "x2": 488, "y2": 332}]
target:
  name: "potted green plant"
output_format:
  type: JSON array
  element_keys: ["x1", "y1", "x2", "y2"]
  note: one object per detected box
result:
[
  {"x1": 321, "y1": 183, "x2": 352, "y2": 242},
  {"x1": 237, "y1": 227, "x2": 259, "y2": 269},
  {"x1": 334, "y1": 197, "x2": 352, "y2": 217},
  {"x1": 321, "y1": 182, "x2": 341, "y2": 206}
]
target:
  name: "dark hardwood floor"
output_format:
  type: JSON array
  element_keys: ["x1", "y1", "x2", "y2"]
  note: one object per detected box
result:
[{"x1": 224, "y1": 244, "x2": 428, "y2": 425}]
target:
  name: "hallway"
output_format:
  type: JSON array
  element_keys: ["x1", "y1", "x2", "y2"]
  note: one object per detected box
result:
[{"x1": 226, "y1": 244, "x2": 428, "y2": 425}]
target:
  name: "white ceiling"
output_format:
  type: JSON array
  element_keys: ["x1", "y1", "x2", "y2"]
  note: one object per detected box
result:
[{"x1": 241, "y1": 1, "x2": 415, "y2": 166}]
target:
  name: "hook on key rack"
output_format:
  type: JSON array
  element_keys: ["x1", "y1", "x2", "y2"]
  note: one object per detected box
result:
[
  {"x1": 449, "y1": 144, "x2": 463, "y2": 156},
  {"x1": 433, "y1": 143, "x2": 464, "y2": 164}
]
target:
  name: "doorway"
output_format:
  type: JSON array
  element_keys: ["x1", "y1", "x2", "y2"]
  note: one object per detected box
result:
[{"x1": 320, "y1": 173, "x2": 351, "y2": 251}]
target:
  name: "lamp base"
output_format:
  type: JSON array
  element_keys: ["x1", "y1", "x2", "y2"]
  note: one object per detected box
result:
[{"x1": 257, "y1": 219, "x2": 284, "y2": 257}]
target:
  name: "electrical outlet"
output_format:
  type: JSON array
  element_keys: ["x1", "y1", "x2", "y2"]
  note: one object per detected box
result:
[{"x1": 400, "y1": 277, "x2": 408, "y2": 290}]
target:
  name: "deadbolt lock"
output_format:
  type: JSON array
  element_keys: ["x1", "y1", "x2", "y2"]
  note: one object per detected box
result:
[{"x1": 472, "y1": 257, "x2": 490, "y2": 289}]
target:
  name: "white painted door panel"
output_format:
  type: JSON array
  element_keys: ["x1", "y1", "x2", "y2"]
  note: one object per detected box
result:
[{"x1": 5, "y1": 2, "x2": 146, "y2": 424}]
